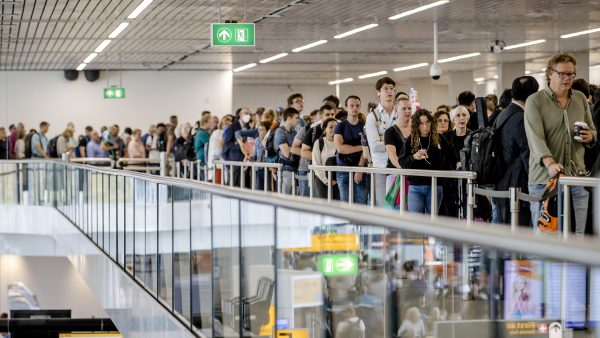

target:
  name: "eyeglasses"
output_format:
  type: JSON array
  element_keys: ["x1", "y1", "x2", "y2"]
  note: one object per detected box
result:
[
  {"x1": 552, "y1": 69, "x2": 576, "y2": 80},
  {"x1": 419, "y1": 121, "x2": 432, "y2": 126},
  {"x1": 437, "y1": 118, "x2": 449, "y2": 124}
]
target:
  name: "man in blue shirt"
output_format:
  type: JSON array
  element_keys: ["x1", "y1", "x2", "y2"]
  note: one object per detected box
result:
[
  {"x1": 31, "y1": 121, "x2": 49, "y2": 159},
  {"x1": 194, "y1": 115, "x2": 211, "y2": 178},
  {"x1": 334, "y1": 96, "x2": 369, "y2": 204},
  {"x1": 274, "y1": 108, "x2": 300, "y2": 194}
]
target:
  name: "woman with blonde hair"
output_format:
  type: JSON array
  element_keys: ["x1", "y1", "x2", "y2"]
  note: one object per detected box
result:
[{"x1": 57, "y1": 128, "x2": 74, "y2": 157}]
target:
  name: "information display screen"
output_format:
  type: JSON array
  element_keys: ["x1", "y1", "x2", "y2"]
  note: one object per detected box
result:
[{"x1": 504, "y1": 260, "x2": 543, "y2": 320}]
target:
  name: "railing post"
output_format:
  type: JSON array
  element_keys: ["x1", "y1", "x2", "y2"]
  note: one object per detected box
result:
[
  {"x1": 251, "y1": 166, "x2": 256, "y2": 190},
  {"x1": 240, "y1": 164, "x2": 246, "y2": 189},
  {"x1": 291, "y1": 172, "x2": 296, "y2": 196},
  {"x1": 183, "y1": 160, "x2": 188, "y2": 178},
  {"x1": 175, "y1": 161, "x2": 181, "y2": 178},
  {"x1": 229, "y1": 164, "x2": 234, "y2": 187},
  {"x1": 204, "y1": 165, "x2": 209, "y2": 183},
  {"x1": 370, "y1": 172, "x2": 375, "y2": 209},
  {"x1": 467, "y1": 178, "x2": 474, "y2": 224},
  {"x1": 159, "y1": 152, "x2": 167, "y2": 177},
  {"x1": 509, "y1": 187, "x2": 519, "y2": 231},
  {"x1": 327, "y1": 170, "x2": 332, "y2": 202},
  {"x1": 61, "y1": 153, "x2": 68, "y2": 161},
  {"x1": 264, "y1": 167, "x2": 268, "y2": 192},
  {"x1": 431, "y1": 177, "x2": 438, "y2": 220},
  {"x1": 348, "y1": 170, "x2": 354, "y2": 205},
  {"x1": 277, "y1": 169, "x2": 282, "y2": 194},
  {"x1": 309, "y1": 169, "x2": 314, "y2": 199},
  {"x1": 563, "y1": 185, "x2": 571, "y2": 240}
]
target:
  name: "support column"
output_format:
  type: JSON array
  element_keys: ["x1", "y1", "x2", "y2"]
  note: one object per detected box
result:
[
  {"x1": 408, "y1": 78, "x2": 450, "y2": 110},
  {"x1": 498, "y1": 61, "x2": 525, "y2": 92},
  {"x1": 448, "y1": 70, "x2": 474, "y2": 105},
  {"x1": 573, "y1": 51, "x2": 589, "y2": 82}
]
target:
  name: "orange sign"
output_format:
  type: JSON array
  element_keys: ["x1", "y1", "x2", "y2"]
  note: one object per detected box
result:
[{"x1": 284, "y1": 233, "x2": 360, "y2": 252}]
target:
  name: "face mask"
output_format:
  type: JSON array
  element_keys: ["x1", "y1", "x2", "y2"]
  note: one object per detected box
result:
[{"x1": 242, "y1": 114, "x2": 251, "y2": 124}]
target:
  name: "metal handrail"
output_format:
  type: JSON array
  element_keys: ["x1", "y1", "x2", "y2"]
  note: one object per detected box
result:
[
  {"x1": 308, "y1": 164, "x2": 476, "y2": 221},
  {"x1": 213, "y1": 159, "x2": 283, "y2": 192},
  {"x1": 4, "y1": 159, "x2": 600, "y2": 266},
  {"x1": 558, "y1": 176, "x2": 600, "y2": 239}
]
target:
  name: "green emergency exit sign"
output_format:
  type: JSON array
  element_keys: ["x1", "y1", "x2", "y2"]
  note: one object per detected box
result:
[
  {"x1": 104, "y1": 87, "x2": 125, "y2": 99},
  {"x1": 318, "y1": 254, "x2": 358, "y2": 277},
  {"x1": 211, "y1": 23, "x2": 255, "y2": 46}
]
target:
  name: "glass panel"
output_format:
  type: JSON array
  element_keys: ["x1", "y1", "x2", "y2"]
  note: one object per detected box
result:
[
  {"x1": 240, "y1": 201, "x2": 275, "y2": 337},
  {"x1": 108, "y1": 175, "x2": 117, "y2": 260},
  {"x1": 102, "y1": 173, "x2": 110, "y2": 250},
  {"x1": 212, "y1": 195, "x2": 240, "y2": 337},
  {"x1": 91, "y1": 171, "x2": 100, "y2": 243},
  {"x1": 124, "y1": 177, "x2": 135, "y2": 274},
  {"x1": 133, "y1": 179, "x2": 147, "y2": 280},
  {"x1": 143, "y1": 181, "x2": 158, "y2": 295},
  {"x1": 190, "y1": 190, "x2": 213, "y2": 336},
  {"x1": 158, "y1": 184, "x2": 174, "y2": 308},
  {"x1": 117, "y1": 175, "x2": 126, "y2": 267},
  {"x1": 173, "y1": 187, "x2": 191, "y2": 325}
]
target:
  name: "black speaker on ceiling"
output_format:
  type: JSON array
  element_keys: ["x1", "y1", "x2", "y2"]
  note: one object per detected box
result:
[
  {"x1": 64, "y1": 70, "x2": 78, "y2": 81},
  {"x1": 84, "y1": 70, "x2": 100, "y2": 82}
]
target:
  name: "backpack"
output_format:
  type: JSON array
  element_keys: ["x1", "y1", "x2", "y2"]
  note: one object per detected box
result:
[
  {"x1": 46, "y1": 136, "x2": 59, "y2": 158},
  {"x1": 317, "y1": 137, "x2": 337, "y2": 167},
  {"x1": 460, "y1": 110, "x2": 514, "y2": 185},
  {"x1": 174, "y1": 136, "x2": 195, "y2": 162},
  {"x1": 264, "y1": 129, "x2": 278, "y2": 162},
  {"x1": 537, "y1": 173, "x2": 562, "y2": 233},
  {"x1": 24, "y1": 133, "x2": 37, "y2": 158},
  {"x1": 277, "y1": 126, "x2": 300, "y2": 170}
]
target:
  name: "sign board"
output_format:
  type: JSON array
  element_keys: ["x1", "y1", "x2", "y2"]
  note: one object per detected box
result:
[
  {"x1": 435, "y1": 319, "x2": 560, "y2": 338},
  {"x1": 104, "y1": 87, "x2": 125, "y2": 99},
  {"x1": 211, "y1": 23, "x2": 255, "y2": 46},
  {"x1": 284, "y1": 233, "x2": 360, "y2": 252},
  {"x1": 318, "y1": 254, "x2": 358, "y2": 277}
]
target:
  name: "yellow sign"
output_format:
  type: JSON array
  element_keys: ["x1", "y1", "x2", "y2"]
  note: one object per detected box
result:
[
  {"x1": 284, "y1": 233, "x2": 360, "y2": 252},
  {"x1": 278, "y1": 329, "x2": 309, "y2": 338},
  {"x1": 60, "y1": 334, "x2": 122, "y2": 338}
]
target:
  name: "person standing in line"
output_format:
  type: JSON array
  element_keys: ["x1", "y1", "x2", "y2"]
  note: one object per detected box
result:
[
  {"x1": 366, "y1": 77, "x2": 398, "y2": 207},
  {"x1": 494, "y1": 76, "x2": 539, "y2": 226},
  {"x1": 56, "y1": 128, "x2": 75, "y2": 158},
  {"x1": 128, "y1": 129, "x2": 146, "y2": 159},
  {"x1": 384, "y1": 94, "x2": 412, "y2": 208},
  {"x1": 14, "y1": 128, "x2": 26, "y2": 159},
  {"x1": 31, "y1": 122, "x2": 49, "y2": 159},
  {"x1": 274, "y1": 108, "x2": 300, "y2": 195},
  {"x1": 525, "y1": 52, "x2": 597, "y2": 234},
  {"x1": 335, "y1": 95, "x2": 369, "y2": 204}
]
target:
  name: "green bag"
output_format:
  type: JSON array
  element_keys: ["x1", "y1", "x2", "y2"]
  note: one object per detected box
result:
[{"x1": 384, "y1": 175, "x2": 401, "y2": 207}]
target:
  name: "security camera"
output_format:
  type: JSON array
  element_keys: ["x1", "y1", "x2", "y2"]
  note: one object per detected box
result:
[
  {"x1": 430, "y1": 63, "x2": 441, "y2": 80},
  {"x1": 489, "y1": 39, "x2": 506, "y2": 54}
]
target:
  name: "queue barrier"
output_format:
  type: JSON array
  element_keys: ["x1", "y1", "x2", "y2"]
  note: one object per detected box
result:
[
  {"x1": 174, "y1": 160, "x2": 210, "y2": 182},
  {"x1": 558, "y1": 176, "x2": 600, "y2": 239},
  {"x1": 213, "y1": 160, "x2": 283, "y2": 193}
]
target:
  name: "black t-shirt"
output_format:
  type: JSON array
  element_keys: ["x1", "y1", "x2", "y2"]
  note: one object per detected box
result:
[
  {"x1": 334, "y1": 119, "x2": 363, "y2": 166},
  {"x1": 399, "y1": 133, "x2": 452, "y2": 185},
  {"x1": 302, "y1": 125, "x2": 323, "y2": 148},
  {"x1": 384, "y1": 125, "x2": 407, "y2": 168},
  {"x1": 444, "y1": 130, "x2": 469, "y2": 163}
]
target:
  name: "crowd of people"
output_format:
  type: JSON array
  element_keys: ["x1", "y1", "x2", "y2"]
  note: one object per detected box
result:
[{"x1": 0, "y1": 51, "x2": 598, "y2": 233}]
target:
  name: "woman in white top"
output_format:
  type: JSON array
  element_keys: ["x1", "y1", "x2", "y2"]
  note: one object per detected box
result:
[
  {"x1": 398, "y1": 307, "x2": 425, "y2": 338},
  {"x1": 57, "y1": 128, "x2": 75, "y2": 158},
  {"x1": 207, "y1": 115, "x2": 233, "y2": 180},
  {"x1": 14, "y1": 128, "x2": 26, "y2": 159},
  {"x1": 311, "y1": 118, "x2": 338, "y2": 200},
  {"x1": 128, "y1": 129, "x2": 146, "y2": 158}
]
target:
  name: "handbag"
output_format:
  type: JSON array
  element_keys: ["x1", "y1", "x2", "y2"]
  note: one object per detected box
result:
[
  {"x1": 385, "y1": 175, "x2": 401, "y2": 207},
  {"x1": 537, "y1": 173, "x2": 562, "y2": 233}
]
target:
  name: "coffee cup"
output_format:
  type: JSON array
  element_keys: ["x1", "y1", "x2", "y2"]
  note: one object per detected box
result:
[{"x1": 574, "y1": 121, "x2": 589, "y2": 142}]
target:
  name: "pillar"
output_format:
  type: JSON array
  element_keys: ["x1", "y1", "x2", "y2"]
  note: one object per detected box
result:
[
  {"x1": 448, "y1": 70, "x2": 474, "y2": 105},
  {"x1": 408, "y1": 78, "x2": 450, "y2": 110},
  {"x1": 498, "y1": 62, "x2": 525, "y2": 93},
  {"x1": 573, "y1": 51, "x2": 589, "y2": 83}
]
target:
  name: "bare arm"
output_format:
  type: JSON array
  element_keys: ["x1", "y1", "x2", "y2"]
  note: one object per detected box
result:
[
  {"x1": 386, "y1": 144, "x2": 401, "y2": 168},
  {"x1": 279, "y1": 143, "x2": 291, "y2": 158},
  {"x1": 334, "y1": 134, "x2": 361, "y2": 154},
  {"x1": 301, "y1": 143, "x2": 313, "y2": 161},
  {"x1": 291, "y1": 138, "x2": 302, "y2": 156}
]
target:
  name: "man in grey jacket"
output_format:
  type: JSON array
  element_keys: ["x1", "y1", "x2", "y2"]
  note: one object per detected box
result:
[{"x1": 524, "y1": 52, "x2": 597, "y2": 234}]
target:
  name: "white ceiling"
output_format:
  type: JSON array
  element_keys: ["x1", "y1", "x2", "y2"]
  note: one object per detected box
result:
[{"x1": 1, "y1": 0, "x2": 600, "y2": 85}]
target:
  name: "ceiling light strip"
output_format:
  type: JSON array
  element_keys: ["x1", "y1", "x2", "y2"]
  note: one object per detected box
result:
[
  {"x1": 76, "y1": 63, "x2": 87, "y2": 71},
  {"x1": 233, "y1": 63, "x2": 258, "y2": 72},
  {"x1": 560, "y1": 27, "x2": 600, "y2": 39},
  {"x1": 83, "y1": 53, "x2": 98, "y2": 64},
  {"x1": 358, "y1": 71, "x2": 388, "y2": 79},
  {"x1": 128, "y1": 0, "x2": 154, "y2": 19},
  {"x1": 438, "y1": 52, "x2": 481, "y2": 63},
  {"x1": 94, "y1": 39, "x2": 112, "y2": 53},
  {"x1": 328, "y1": 78, "x2": 353, "y2": 85},
  {"x1": 388, "y1": 0, "x2": 449, "y2": 20},
  {"x1": 259, "y1": 53, "x2": 289, "y2": 63},
  {"x1": 334, "y1": 24, "x2": 379, "y2": 39},
  {"x1": 473, "y1": 77, "x2": 485, "y2": 82},
  {"x1": 504, "y1": 39, "x2": 546, "y2": 50},
  {"x1": 108, "y1": 22, "x2": 130, "y2": 39},
  {"x1": 393, "y1": 63, "x2": 429, "y2": 72},
  {"x1": 292, "y1": 40, "x2": 328, "y2": 52}
]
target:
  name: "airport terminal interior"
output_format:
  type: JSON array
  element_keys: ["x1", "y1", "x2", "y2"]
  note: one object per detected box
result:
[{"x1": 1, "y1": 0, "x2": 600, "y2": 337}]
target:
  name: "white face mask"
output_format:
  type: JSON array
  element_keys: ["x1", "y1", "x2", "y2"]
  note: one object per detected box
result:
[{"x1": 242, "y1": 114, "x2": 251, "y2": 124}]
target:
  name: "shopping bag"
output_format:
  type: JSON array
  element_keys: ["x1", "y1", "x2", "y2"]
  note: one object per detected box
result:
[
  {"x1": 385, "y1": 175, "x2": 401, "y2": 207},
  {"x1": 537, "y1": 174, "x2": 562, "y2": 233}
]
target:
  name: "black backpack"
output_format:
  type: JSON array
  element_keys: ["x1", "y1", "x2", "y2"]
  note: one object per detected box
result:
[
  {"x1": 460, "y1": 110, "x2": 513, "y2": 185},
  {"x1": 47, "y1": 136, "x2": 59, "y2": 158},
  {"x1": 24, "y1": 133, "x2": 37, "y2": 158},
  {"x1": 264, "y1": 129, "x2": 278, "y2": 161},
  {"x1": 174, "y1": 136, "x2": 196, "y2": 162}
]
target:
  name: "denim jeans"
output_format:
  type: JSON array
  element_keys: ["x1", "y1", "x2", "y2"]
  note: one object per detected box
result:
[
  {"x1": 407, "y1": 185, "x2": 443, "y2": 215},
  {"x1": 529, "y1": 184, "x2": 589, "y2": 234},
  {"x1": 297, "y1": 170, "x2": 309, "y2": 197},
  {"x1": 281, "y1": 171, "x2": 294, "y2": 195},
  {"x1": 337, "y1": 171, "x2": 369, "y2": 204}
]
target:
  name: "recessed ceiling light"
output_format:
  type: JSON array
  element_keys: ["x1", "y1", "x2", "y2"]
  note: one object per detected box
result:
[
  {"x1": 358, "y1": 71, "x2": 388, "y2": 79},
  {"x1": 389, "y1": 0, "x2": 450, "y2": 20},
  {"x1": 83, "y1": 52, "x2": 98, "y2": 64},
  {"x1": 233, "y1": 63, "x2": 257, "y2": 72},
  {"x1": 329, "y1": 78, "x2": 354, "y2": 85},
  {"x1": 259, "y1": 53, "x2": 288, "y2": 63},
  {"x1": 438, "y1": 52, "x2": 481, "y2": 63},
  {"x1": 334, "y1": 24, "x2": 379, "y2": 39},
  {"x1": 504, "y1": 39, "x2": 546, "y2": 50},
  {"x1": 128, "y1": 0, "x2": 154, "y2": 19},
  {"x1": 94, "y1": 39, "x2": 112, "y2": 53},
  {"x1": 292, "y1": 40, "x2": 328, "y2": 52},
  {"x1": 76, "y1": 63, "x2": 87, "y2": 71},
  {"x1": 393, "y1": 63, "x2": 429, "y2": 72},
  {"x1": 474, "y1": 77, "x2": 485, "y2": 82},
  {"x1": 493, "y1": 75, "x2": 499, "y2": 79},
  {"x1": 108, "y1": 23, "x2": 129, "y2": 39},
  {"x1": 525, "y1": 70, "x2": 531, "y2": 75},
  {"x1": 560, "y1": 27, "x2": 600, "y2": 39}
]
